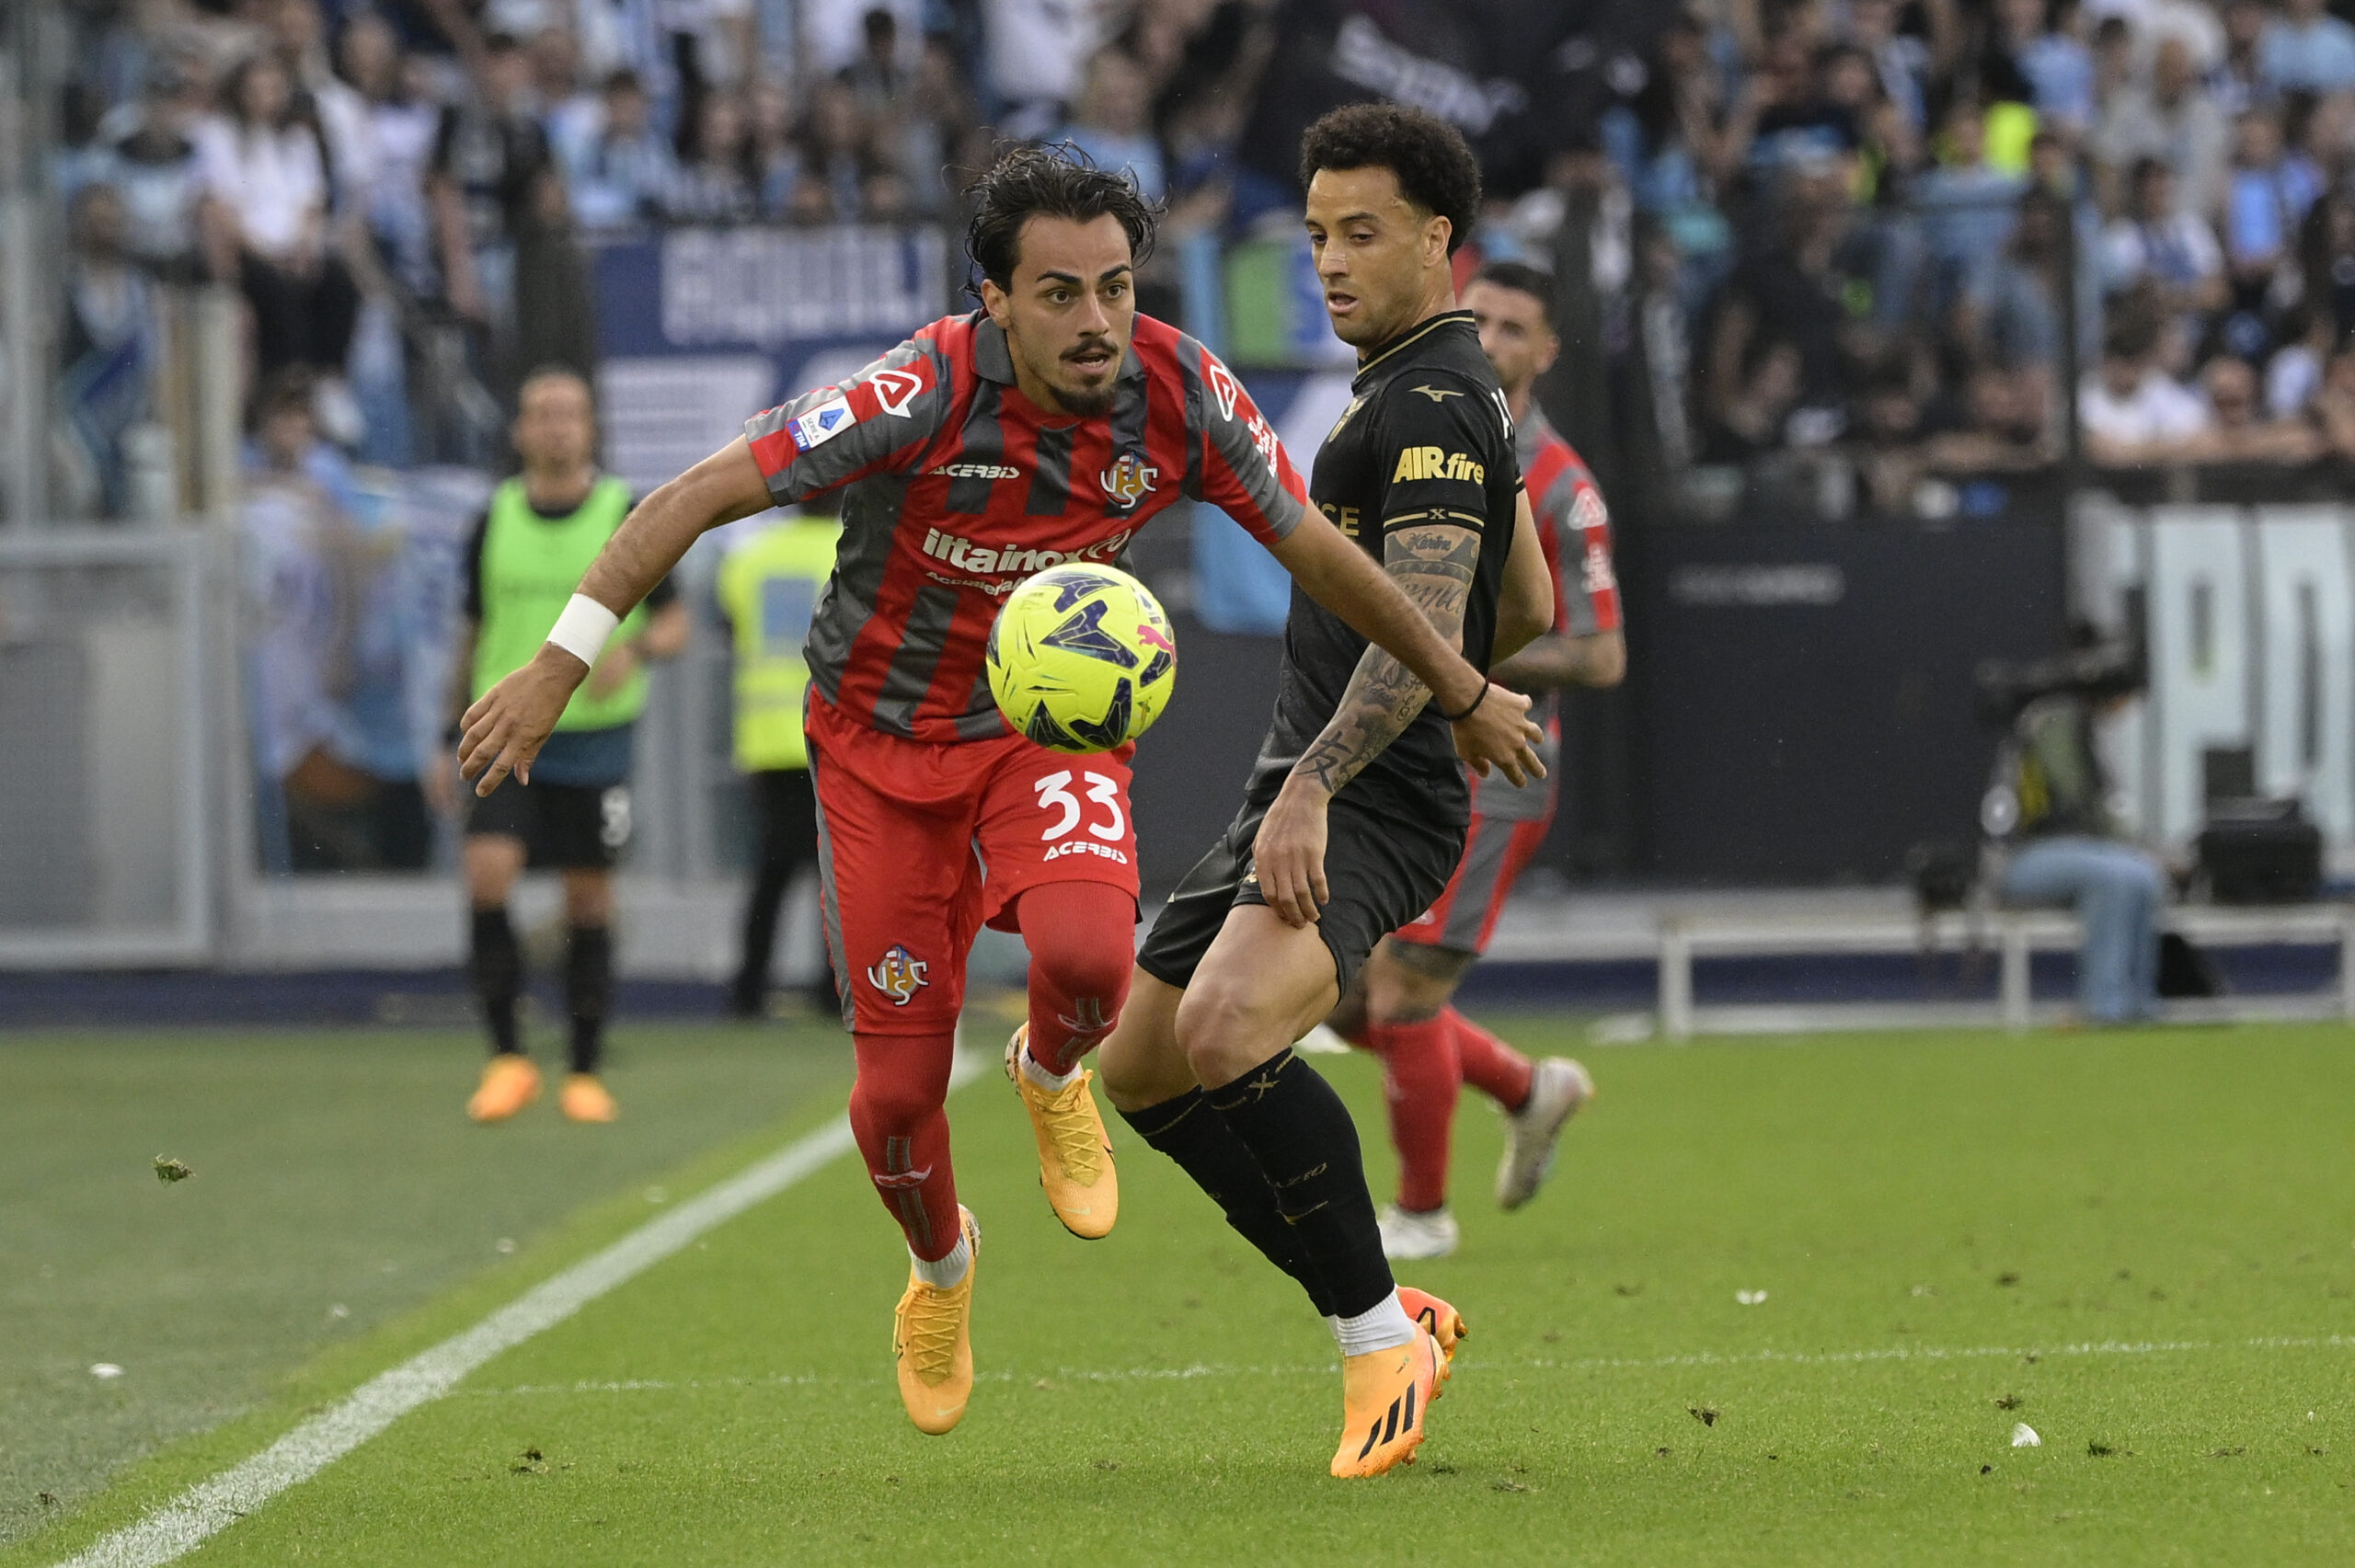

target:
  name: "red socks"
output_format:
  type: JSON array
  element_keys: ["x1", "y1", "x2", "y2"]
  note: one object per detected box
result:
[
  {"x1": 847, "y1": 1032, "x2": 962, "y2": 1261},
  {"x1": 1449, "y1": 1008, "x2": 1534, "y2": 1112},
  {"x1": 1017, "y1": 881, "x2": 1135, "y2": 1078},
  {"x1": 1362, "y1": 1015, "x2": 1458, "y2": 1213}
]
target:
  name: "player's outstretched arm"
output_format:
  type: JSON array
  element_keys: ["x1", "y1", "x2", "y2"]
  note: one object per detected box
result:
[
  {"x1": 1253, "y1": 519, "x2": 1492, "y2": 928},
  {"x1": 458, "y1": 438, "x2": 771, "y2": 795},
  {"x1": 1268, "y1": 509, "x2": 1542, "y2": 786},
  {"x1": 1490, "y1": 488, "x2": 1625, "y2": 690}
]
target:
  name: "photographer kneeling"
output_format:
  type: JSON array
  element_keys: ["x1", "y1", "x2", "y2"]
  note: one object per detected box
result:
[{"x1": 1982, "y1": 638, "x2": 2169, "y2": 1025}]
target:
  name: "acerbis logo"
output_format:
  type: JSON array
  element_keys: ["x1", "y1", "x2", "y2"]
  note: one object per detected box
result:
[
  {"x1": 1206, "y1": 358, "x2": 1243, "y2": 422},
  {"x1": 929, "y1": 462, "x2": 1021, "y2": 479},
  {"x1": 869, "y1": 366, "x2": 925, "y2": 417}
]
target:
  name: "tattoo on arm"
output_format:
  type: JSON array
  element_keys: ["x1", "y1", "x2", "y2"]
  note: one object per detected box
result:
[{"x1": 1290, "y1": 524, "x2": 1479, "y2": 796}]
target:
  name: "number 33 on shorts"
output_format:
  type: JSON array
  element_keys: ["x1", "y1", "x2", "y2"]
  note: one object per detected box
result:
[{"x1": 1035, "y1": 769, "x2": 1130, "y2": 864}]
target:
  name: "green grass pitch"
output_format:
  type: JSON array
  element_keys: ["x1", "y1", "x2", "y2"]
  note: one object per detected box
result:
[{"x1": 6, "y1": 1016, "x2": 2355, "y2": 1565}]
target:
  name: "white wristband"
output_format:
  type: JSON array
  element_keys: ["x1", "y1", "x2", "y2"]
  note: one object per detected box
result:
[{"x1": 546, "y1": 594, "x2": 621, "y2": 668}]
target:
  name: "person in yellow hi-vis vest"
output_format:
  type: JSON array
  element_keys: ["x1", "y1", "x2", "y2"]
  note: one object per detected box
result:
[
  {"x1": 439, "y1": 369, "x2": 690, "y2": 1123},
  {"x1": 718, "y1": 505, "x2": 842, "y2": 1018}
]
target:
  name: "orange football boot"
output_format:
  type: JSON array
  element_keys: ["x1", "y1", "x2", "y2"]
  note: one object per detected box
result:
[
  {"x1": 892, "y1": 1206, "x2": 981, "y2": 1435},
  {"x1": 559, "y1": 1073, "x2": 618, "y2": 1123},
  {"x1": 1004, "y1": 1025, "x2": 1118, "y2": 1239},
  {"x1": 1331, "y1": 1324, "x2": 1449, "y2": 1478},
  {"x1": 1395, "y1": 1286, "x2": 1467, "y2": 1367},
  {"x1": 466, "y1": 1055, "x2": 541, "y2": 1122}
]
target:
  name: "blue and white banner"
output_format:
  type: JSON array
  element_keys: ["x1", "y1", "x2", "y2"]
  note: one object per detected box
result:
[{"x1": 592, "y1": 224, "x2": 953, "y2": 495}]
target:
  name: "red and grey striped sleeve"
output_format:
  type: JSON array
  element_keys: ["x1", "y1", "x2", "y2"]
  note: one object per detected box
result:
[
  {"x1": 1179, "y1": 341, "x2": 1305, "y2": 545},
  {"x1": 1545, "y1": 459, "x2": 1621, "y2": 637},
  {"x1": 742, "y1": 337, "x2": 953, "y2": 507}
]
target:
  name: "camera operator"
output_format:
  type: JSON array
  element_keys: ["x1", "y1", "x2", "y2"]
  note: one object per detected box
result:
[{"x1": 1981, "y1": 637, "x2": 2169, "y2": 1025}]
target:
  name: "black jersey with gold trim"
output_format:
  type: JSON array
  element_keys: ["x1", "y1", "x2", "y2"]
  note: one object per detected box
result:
[{"x1": 1245, "y1": 310, "x2": 1522, "y2": 826}]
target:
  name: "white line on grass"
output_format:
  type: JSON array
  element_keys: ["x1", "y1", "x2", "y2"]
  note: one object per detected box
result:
[
  {"x1": 52, "y1": 1052, "x2": 982, "y2": 1568},
  {"x1": 454, "y1": 1331, "x2": 2355, "y2": 1402}
]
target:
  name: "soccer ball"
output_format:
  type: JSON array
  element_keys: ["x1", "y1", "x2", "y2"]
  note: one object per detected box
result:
[{"x1": 986, "y1": 564, "x2": 1177, "y2": 753}]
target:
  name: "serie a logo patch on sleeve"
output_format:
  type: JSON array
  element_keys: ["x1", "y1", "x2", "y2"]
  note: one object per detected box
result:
[{"x1": 789, "y1": 396, "x2": 856, "y2": 452}]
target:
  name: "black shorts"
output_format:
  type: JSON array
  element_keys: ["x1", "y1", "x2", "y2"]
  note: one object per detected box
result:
[
  {"x1": 1137, "y1": 787, "x2": 1463, "y2": 1000},
  {"x1": 465, "y1": 779, "x2": 633, "y2": 870}
]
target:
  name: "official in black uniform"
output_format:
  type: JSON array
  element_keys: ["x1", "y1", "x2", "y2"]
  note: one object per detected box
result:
[{"x1": 1097, "y1": 103, "x2": 1557, "y2": 1478}]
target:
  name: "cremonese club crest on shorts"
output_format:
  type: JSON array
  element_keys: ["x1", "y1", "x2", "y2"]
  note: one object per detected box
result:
[
  {"x1": 1098, "y1": 451, "x2": 1158, "y2": 510},
  {"x1": 867, "y1": 944, "x2": 929, "y2": 1006}
]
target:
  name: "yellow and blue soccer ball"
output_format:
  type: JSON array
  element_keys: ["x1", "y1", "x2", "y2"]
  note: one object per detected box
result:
[{"x1": 986, "y1": 564, "x2": 1177, "y2": 753}]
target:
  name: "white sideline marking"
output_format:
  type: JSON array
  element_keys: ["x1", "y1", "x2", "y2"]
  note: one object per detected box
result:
[
  {"x1": 456, "y1": 1331, "x2": 2355, "y2": 1402},
  {"x1": 53, "y1": 1052, "x2": 982, "y2": 1568}
]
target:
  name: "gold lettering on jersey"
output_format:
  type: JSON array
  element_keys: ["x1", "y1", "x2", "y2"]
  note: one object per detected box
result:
[
  {"x1": 1391, "y1": 447, "x2": 1485, "y2": 485},
  {"x1": 1318, "y1": 502, "x2": 1362, "y2": 538},
  {"x1": 1327, "y1": 395, "x2": 1368, "y2": 442}
]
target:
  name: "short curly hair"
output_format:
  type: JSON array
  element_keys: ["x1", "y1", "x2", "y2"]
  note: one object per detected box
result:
[
  {"x1": 1297, "y1": 103, "x2": 1483, "y2": 256},
  {"x1": 964, "y1": 143, "x2": 1163, "y2": 295}
]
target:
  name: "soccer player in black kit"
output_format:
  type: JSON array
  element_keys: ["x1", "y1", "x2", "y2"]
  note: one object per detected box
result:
[{"x1": 1098, "y1": 103, "x2": 1557, "y2": 1477}]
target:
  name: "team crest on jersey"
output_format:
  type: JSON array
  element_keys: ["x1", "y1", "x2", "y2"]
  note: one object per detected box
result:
[
  {"x1": 1098, "y1": 452, "x2": 1159, "y2": 509},
  {"x1": 867, "y1": 944, "x2": 929, "y2": 1006},
  {"x1": 1327, "y1": 395, "x2": 1368, "y2": 442},
  {"x1": 869, "y1": 366, "x2": 925, "y2": 418},
  {"x1": 789, "y1": 395, "x2": 854, "y2": 452}
]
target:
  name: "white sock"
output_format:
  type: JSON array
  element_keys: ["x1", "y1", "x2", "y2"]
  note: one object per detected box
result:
[
  {"x1": 1019, "y1": 1045, "x2": 1081, "y2": 1093},
  {"x1": 910, "y1": 1234, "x2": 971, "y2": 1289},
  {"x1": 1331, "y1": 1290, "x2": 1417, "y2": 1356}
]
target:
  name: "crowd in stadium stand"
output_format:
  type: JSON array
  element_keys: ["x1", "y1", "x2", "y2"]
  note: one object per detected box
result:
[{"x1": 49, "y1": 0, "x2": 2355, "y2": 523}]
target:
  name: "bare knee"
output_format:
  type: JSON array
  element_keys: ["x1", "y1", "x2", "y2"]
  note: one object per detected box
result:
[
  {"x1": 563, "y1": 870, "x2": 614, "y2": 926},
  {"x1": 1098, "y1": 973, "x2": 1193, "y2": 1112},
  {"x1": 464, "y1": 836, "x2": 523, "y2": 910},
  {"x1": 1176, "y1": 975, "x2": 1296, "y2": 1089}
]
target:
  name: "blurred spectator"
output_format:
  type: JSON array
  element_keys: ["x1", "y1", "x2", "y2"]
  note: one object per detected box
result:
[
  {"x1": 2211, "y1": 0, "x2": 2274, "y2": 117},
  {"x1": 1959, "y1": 189, "x2": 2098, "y2": 373},
  {"x1": 2259, "y1": 0, "x2": 2355, "y2": 97},
  {"x1": 839, "y1": 7, "x2": 910, "y2": 113},
  {"x1": 801, "y1": 0, "x2": 925, "y2": 77},
  {"x1": 2310, "y1": 340, "x2": 2355, "y2": 454},
  {"x1": 559, "y1": 69, "x2": 675, "y2": 231},
  {"x1": 2297, "y1": 189, "x2": 2355, "y2": 341},
  {"x1": 2100, "y1": 156, "x2": 2228, "y2": 336},
  {"x1": 2093, "y1": 35, "x2": 2228, "y2": 220},
  {"x1": 1841, "y1": 0, "x2": 1936, "y2": 139},
  {"x1": 1915, "y1": 100, "x2": 2029, "y2": 310},
  {"x1": 664, "y1": 92, "x2": 759, "y2": 223},
  {"x1": 1921, "y1": 364, "x2": 2057, "y2": 473},
  {"x1": 196, "y1": 51, "x2": 361, "y2": 376},
  {"x1": 265, "y1": 0, "x2": 373, "y2": 204},
  {"x1": 1821, "y1": 42, "x2": 1922, "y2": 189},
  {"x1": 747, "y1": 78, "x2": 805, "y2": 218},
  {"x1": 338, "y1": 14, "x2": 442, "y2": 298},
  {"x1": 2192, "y1": 351, "x2": 2323, "y2": 457},
  {"x1": 92, "y1": 59, "x2": 211, "y2": 279},
  {"x1": 984, "y1": 0, "x2": 1104, "y2": 140},
  {"x1": 1729, "y1": 30, "x2": 1864, "y2": 178},
  {"x1": 59, "y1": 184, "x2": 163, "y2": 520},
  {"x1": 1056, "y1": 49, "x2": 1166, "y2": 201},
  {"x1": 1706, "y1": 165, "x2": 1885, "y2": 438},
  {"x1": 2012, "y1": 0, "x2": 2097, "y2": 143},
  {"x1": 887, "y1": 38, "x2": 975, "y2": 215},
  {"x1": 1625, "y1": 9, "x2": 1737, "y2": 285},
  {"x1": 2081, "y1": 297, "x2": 2210, "y2": 464},
  {"x1": 1702, "y1": 336, "x2": 1805, "y2": 463},
  {"x1": 429, "y1": 32, "x2": 569, "y2": 373},
  {"x1": 798, "y1": 78, "x2": 872, "y2": 218},
  {"x1": 2220, "y1": 102, "x2": 2321, "y2": 351},
  {"x1": 242, "y1": 368, "x2": 431, "y2": 873}
]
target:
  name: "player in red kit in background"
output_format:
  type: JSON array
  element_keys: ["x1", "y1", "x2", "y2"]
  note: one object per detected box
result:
[
  {"x1": 458, "y1": 147, "x2": 1542, "y2": 1436},
  {"x1": 1329, "y1": 261, "x2": 1626, "y2": 1260}
]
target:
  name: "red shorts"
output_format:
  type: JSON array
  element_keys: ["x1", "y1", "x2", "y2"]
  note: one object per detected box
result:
[
  {"x1": 1391, "y1": 807, "x2": 1553, "y2": 958},
  {"x1": 806, "y1": 692, "x2": 1139, "y2": 1036}
]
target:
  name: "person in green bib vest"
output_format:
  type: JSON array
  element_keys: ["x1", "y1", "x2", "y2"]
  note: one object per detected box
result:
[
  {"x1": 717, "y1": 504, "x2": 844, "y2": 1019},
  {"x1": 442, "y1": 368, "x2": 689, "y2": 1124}
]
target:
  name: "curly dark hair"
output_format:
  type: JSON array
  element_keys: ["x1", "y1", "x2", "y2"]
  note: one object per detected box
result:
[
  {"x1": 1298, "y1": 103, "x2": 1483, "y2": 256},
  {"x1": 963, "y1": 143, "x2": 1163, "y2": 296}
]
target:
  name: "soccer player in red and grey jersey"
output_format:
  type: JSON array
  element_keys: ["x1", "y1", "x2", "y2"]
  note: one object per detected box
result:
[
  {"x1": 1329, "y1": 261, "x2": 1626, "y2": 1261},
  {"x1": 459, "y1": 147, "x2": 1543, "y2": 1436}
]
